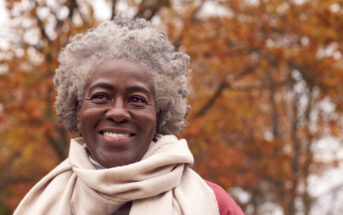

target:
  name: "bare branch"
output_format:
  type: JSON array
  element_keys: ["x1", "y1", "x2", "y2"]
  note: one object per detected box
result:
[
  {"x1": 45, "y1": 126, "x2": 68, "y2": 162},
  {"x1": 267, "y1": 70, "x2": 281, "y2": 140},
  {"x1": 172, "y1": 1, "x2": 206, "y2": 50},
  {"x1": 194, "y1": 65, "x2": 255, "y2": 117},
  {"x1": 66, "y1": 0, "x2": 78, "y2": 20},
  {"x1": 134, "y1": 0, "x2": 170, "y2": 20},
  {"x1": 111, "y1": 0, "x2": 117, "y2": 20},
  {"x1": 65, "y1": 0, "x2": 89, "y2": 25},
  {"x1": 301, "y1": 86, "x2": 315, "y2": 215},
  {"x1": 286, "y1": 88, "x2": 302, "y2": 215},
  {"x1": 33, "y1": 1, "x2": 52, "y2": 44},
  {"x1": 195, "y1": 82, "x2": 228, "y2": 117}
]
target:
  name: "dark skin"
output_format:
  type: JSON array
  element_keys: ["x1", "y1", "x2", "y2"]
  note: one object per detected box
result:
[
  {"x1": 76, "y1": 57, "x2": 158, "y2": 168},
  {"x1": 76, "y1": 58, "x2": 158, "y2": 214},
  {"x1": 111, "y1": 202, "x2": 132, "y2": 215}
]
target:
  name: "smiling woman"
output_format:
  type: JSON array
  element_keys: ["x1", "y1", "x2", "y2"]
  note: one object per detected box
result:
[
  {"x1": 77, "y1": 58, "x2": 157, "y2": 168},
  {"x1": 13, "y1": 17, "x2": 244, "y2": 215}
]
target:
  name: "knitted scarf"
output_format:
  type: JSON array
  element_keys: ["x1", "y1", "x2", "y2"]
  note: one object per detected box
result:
[{"x1": 14, "y1": 135, "x2": 219, "y2": 215}]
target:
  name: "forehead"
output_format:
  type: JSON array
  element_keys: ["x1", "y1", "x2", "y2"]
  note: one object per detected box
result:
[{"x1": 86, "y1": 58, "x2": 155, "y2": 93}]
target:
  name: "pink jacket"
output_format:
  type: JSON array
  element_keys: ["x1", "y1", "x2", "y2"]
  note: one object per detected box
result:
[{"x1": 206, "y1": 181, "x2": 245, "y2": 215}]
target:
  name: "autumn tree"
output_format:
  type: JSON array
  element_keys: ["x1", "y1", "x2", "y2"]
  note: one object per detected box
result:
[
  {"x1": 1, "y1": 0, "x2": 343, "y2": 215},
  {"x1": 162, "y1": 0, "x2": 343, "y2": 214}
]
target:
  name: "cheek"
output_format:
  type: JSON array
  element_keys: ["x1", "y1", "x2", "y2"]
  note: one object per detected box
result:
[
  {"x1": 136, "y1": 109, "x2": 157, "y2": 132},
  {"x1": 145, "y1": 112, "x2": 157, "y2": 135},
  {"x1": 79, "y1": 108, "x2": 102, "y2": 130}
]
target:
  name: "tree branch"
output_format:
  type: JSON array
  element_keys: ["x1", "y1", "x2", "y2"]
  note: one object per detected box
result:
[
  {"x1": 111, "y1": 0, "x2": 117, "y2": 20},
  {"x1": 301, "y1": 86, "x2": 315, "y2": 215},
  {"x1": 33, "y1": 1, "x2": 52, "y2": 44},
  {"x1": 195, "y1": 82, "x2": 228, "y2": 117},
  {"x1": 172, "y1": 1, "x2": 205, "y2": 50},
  {"x1": 194, "y1": 65, "x2": 255, "y2": 117},
  {"x1": 66, "y1": 0, "x2": 78, "y2": 20},
  {"x1": 45, "y1": 126, "x2": 68, "y2": 162},
  {"x1": 134, "y1": 0, "x2": 170, "y2": 20},
  {"x1": 287, "y1": 90, "x2": 302, "y2": 215},
  {"x1": 65, "y1": 0, "x2": 89, "y2": 25},
  {"x1": 267, "y1": 70, "x2": 281, "y2": 140}
]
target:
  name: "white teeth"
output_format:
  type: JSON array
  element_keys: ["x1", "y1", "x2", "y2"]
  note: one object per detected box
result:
[{"x1": 103, "y1": 132, "x2": 130, "y2": 138}]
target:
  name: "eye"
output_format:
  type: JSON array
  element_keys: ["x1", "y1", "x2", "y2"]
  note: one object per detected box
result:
[
  {"x1": 89, "y1": 93, "x2": 111, "y2": 104},
  {"x1": 127, "y1": 95, "x2": 149, "y2": 107}
]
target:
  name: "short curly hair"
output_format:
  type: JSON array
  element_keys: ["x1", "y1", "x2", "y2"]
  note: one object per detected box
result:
[{"x1": 54, "y1": 17, "x2": 190, "y2": 135}]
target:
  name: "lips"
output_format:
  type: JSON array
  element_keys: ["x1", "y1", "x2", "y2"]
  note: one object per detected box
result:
[{"x1": 99, "y1": 129, "x2": 135, "y2": 145}]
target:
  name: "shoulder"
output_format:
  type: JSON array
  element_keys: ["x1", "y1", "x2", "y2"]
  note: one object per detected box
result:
[{"x1": 205, "y1": 181, "x2": 245, "y2": 215}]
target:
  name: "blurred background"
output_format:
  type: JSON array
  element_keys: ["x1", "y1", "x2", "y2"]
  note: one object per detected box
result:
[{"x1": 1, "y1": 0, "x2": 343, "y2": 214}]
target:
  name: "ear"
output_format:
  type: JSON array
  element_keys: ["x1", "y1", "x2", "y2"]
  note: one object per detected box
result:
[{"x1": 76, "y1": 101, "x2": 82, "y2": 136}]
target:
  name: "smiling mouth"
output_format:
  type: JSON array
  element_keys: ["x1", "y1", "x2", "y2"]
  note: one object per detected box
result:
[{"x1": 100, "y1": 131, "x2": 135, "y2": 137}]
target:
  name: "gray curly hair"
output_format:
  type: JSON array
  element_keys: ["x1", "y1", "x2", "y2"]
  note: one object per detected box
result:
[{"x1": 54, "y1": 17, "x2": 190, "y2": 135}]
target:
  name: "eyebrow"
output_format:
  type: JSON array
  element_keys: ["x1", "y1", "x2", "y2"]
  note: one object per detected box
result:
[
  {"x1": 88, "y1": 83, "x2": 153, "y2": 96},
  {"x1": 126, "y1": 86, "x2": 152, "y2": 96},
  {"x1": 89, "y1": 83, "x2": 114, "y2": 92}
]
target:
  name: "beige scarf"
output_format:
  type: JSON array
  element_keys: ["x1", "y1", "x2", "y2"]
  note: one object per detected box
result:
[{"x1": 14, "y1": 135, "x2": 219, "y2": 215}]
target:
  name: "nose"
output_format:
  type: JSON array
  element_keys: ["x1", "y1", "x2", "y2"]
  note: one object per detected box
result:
[{"x1": 104, "y1": 98, "x2": 131, "y2": 123}]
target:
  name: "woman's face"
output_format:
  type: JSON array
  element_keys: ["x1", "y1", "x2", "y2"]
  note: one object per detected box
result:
[{"x1": 76, "y1": 57, "x2": 157, "y2": 168}]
